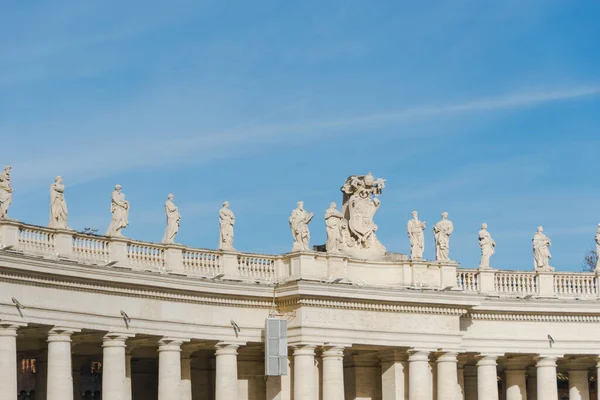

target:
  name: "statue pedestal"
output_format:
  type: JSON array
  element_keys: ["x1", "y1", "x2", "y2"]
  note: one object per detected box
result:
[{"x1": 288, "y1": 252, "x2": 321, "y2": 281}]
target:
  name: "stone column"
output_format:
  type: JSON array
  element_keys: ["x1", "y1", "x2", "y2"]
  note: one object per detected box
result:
[
  {"x1": 322, "y1": 346, "x2": 345, "y2": 400},
  {"x1": 36, "y1": 351, "x2": 48, "y2": 400},
  {"x1": 0, "y1": 323, "x2": 22, "y2": 400},
  {"x1": 125, "y1": 348, "x2": 133, "y2": 400},
  {"x1": 535, "y1": 357, "x2": 558, "y2": 400},
  {"x1": 477, "y1": 355, "x2": 499, "y2": 400},
  {"x1": 437, "y1": 352, "x2": 458, "y2": 400},
  {"x1": 505, "y1": 368, "x2": 527, "y2": 400},
  {"x1": 215, "y1": 343, "x2": 239, "y2": 400},
  {"x1": 380, "y1": 350, "x2": 408, "y2": 400},
  {"x1": 464, "y1": 365, "x2": 477, "y2": 400},
  {"x1": 293, "y1": 345, "x2": 316, "y2": 400},
  {"x1": 158, "y1": 338, "x2": 184, "y2": 400},
  {"x1": 408, "y1": 350, "x2": 432, "y2": 400},
  {"x1": 568, "y1": 368, "x2": 590, "y2": 400},
  {"x1": 457, "y1": 361, "x2": 466, "y2": 400},
  {"x1": 47, "y1": 327, "x2": 78, "y2": 400},
  {"x1": 180, "y1": 351, "x2": 192, "y2": 400},
  {"x1": 102, "y1": 333, "x2": 130, "y2": 400}
]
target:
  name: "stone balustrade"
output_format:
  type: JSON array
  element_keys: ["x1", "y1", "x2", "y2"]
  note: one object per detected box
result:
[{"x1": 1, "y1": 219, "x2": 598, "y2": 298}]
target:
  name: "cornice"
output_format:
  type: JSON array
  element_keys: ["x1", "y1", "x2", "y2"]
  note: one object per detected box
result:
[
  {"x1": 279, "y1": 297, "x2": 468, "y2": 316},
  {"x1": 466, "y1": 312, "x2": 600, "y2": 323}
]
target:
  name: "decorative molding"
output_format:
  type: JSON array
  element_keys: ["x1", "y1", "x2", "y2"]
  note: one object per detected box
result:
[
  {"x1": 279, "y1": 298, "x2": 468, "y2": 315},
  {"x1": 0, "y1": 270, "x2": 272, "y2": 309},
  {"x1": 466, "y1": 312, "x2": 600, "y2": 323}
]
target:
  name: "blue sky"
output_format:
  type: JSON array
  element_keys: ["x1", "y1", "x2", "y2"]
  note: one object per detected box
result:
[{"x1": 2, "y1": 0, "x2": 599, "y2": 271}]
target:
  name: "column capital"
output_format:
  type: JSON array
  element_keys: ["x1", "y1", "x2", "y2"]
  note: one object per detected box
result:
[
  {"x1": 102, "y1": 332, "x2": 134, "y2": 348},
  {"x1": 437, "y1": 352, "x2": 458, "y2": 363},
  {"x1": 534, "y1": 355, "x2": 559, "y2": 367},
  {"x1": 476, "y1": 354, "x2": 500, "y2": 366},
  {"x1": 321, "y1": 345, "x2": 345, "y2": 358},
  {"x1": 407, "y1": 349, "x2": 431, "y2": 362},
  {"x1": 47, "y1": 326, "x2": 80, "y2": 342},
  {"x1": 215, "y1": 342, "x2": 240, "y2": 356},
  {"x1": 158, "y1": 337, "x2": 189, "y2": 352},
  {"x1": 0, "y1": 321, "x2": 25, "y2": 336},
  {"x1": 292, "y1": 344, "x2": 316, "y2": 356}
]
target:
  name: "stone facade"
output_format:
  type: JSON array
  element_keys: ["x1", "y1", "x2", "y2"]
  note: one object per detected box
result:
[{"x1": 1, "y1": 218, "x2": 600, "y2": 399}]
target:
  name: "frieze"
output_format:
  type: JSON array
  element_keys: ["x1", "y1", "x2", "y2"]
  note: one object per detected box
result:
[{"x1": 467, "y1": 312, "x2": 600, "y2": 323}]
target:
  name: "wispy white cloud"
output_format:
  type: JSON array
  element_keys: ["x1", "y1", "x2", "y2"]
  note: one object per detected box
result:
[{"x1": 9, "y1": 84, "x2": 600, "y2": 193}]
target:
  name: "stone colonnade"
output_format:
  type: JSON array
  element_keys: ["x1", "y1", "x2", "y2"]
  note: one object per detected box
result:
[{"x1": 2, "y1": 324, "x2": 600, "y2": 399}]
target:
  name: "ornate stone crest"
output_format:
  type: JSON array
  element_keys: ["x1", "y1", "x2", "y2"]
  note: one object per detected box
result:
[{"x1": 336, "y1": 172, "x2": 387, "y2": 260}]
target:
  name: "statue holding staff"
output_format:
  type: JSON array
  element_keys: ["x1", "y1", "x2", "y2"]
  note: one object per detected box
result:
[{"x1": 290, "y1": 201, "x2": 313, "y2": 251}]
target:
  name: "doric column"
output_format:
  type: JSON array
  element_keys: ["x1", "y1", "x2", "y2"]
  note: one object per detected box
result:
[
  {"x1": 535, "y1": 356, "x2": 558, "y2": 400},
  {"x1": 408, "y1": 350, "x2": 432, "y2": 400},
  {"x1": 0, "y1": 323, "x2": 23, "y2": 400},
  {"x1": 437, "y1": 352, "x2": 458, "y2": 400},
  {"x1": 380, "y1": 350, "x2": 408, "y2": 400},
  {"x1": 36, "y1": 351, "x2": 48, "y2": 400},
  {"x1": 125, "y1": 347, "x2": 134, "y2": 400},
  {"x1": 47, "y1": 327, "x2": 78, "y2": 400},
  {"x1": 180, "y1": 351, "x2": 192, "y2": 400},
  {"x1": 322, "y1": 346, "x2": 345, "y2": 400},
  {"x1": 293, "y1": 345, "x2": 316, "y2": 400},
  {"x1": 505, "y1": 368, "x2": 527, "y2": 400},
  {"x1": 215, "y1": 343, "x2": 239, "y2": 400},
  {"x1": 102, "y1": 333, "x2": 131, "y2": 400},
  {"x1": 158, "y1": 338, "x2": 185, "y2": 400},
  {"x1": 477, "y1": 355, "x2": 499, "y2": 400},
  {"x1": 457, "y1": 360, "x2": 466, "y2": 400},
  {"x1": 464, "y1": 365, "x2": 477, "y2": 400},
  {"x1": 568, "y1": 367, "x2": 590, "y2": 400}
]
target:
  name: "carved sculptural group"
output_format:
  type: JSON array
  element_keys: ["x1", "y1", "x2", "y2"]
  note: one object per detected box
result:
[{"x1": 0, "y1": 166, "x2": 595, "y2": 270}]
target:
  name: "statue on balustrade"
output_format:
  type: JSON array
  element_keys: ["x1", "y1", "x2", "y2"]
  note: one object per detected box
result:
[
  {"x1": 105, "y1": 184, "x2": 129, "y2": 237},
  {"x1": 337, "y1": 172, "x2": 387, "y2": 260},
  {"x1": 433, "y1": 212, "x2": 454, "y2": 261},
  {"x1": 219, "y1": 201, "x2": 235, "y2": 250},
  {"x1": 49, "y1": 176, "x2": 69, "y2": 229},
  {"x1": 595, "y1": 224, "x2": 600, "y2": 271},
  {"x1": 324, "y1": 202, "x2": 344, "y2": 253},
  {"x1": 0, "y1": 166, "x2": 13, "y2": 219},
  {"x1": 533, "y1": 226, "x2": 553, "y2": 271},
  {"x1": 162, "y1": 194, "x2": 181, "y2": 244},
  {"x1": 478, "y1": 223, "x2": 495, "y2": 269},
  {"x1": 407, "y1": 211, "x2": 426, "y2": 260},
  {"x1": 289, "y1": 201, "x2": 313, "y2": 251}
]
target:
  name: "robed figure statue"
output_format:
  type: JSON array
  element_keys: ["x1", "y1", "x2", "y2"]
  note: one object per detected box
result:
[
  {"x1": 162, "y1": 194, "x2": 181, "y2": 244},
  {"x1": 49, "y1": 176, "x2": 69, "y2": 229},
  {"x1": 105, "y1": 185, "x2": 129, "y2": 237},
  {"x1": 0, "y1": 166, "x2": 13, "y2": 219},
  {"x1": 478, "y1": 223, "x2": 496, "y2": 269},
  {"x1": 219, "y1": 201, "x2": 235, "y2": 250},
  {"x1": 407, "y1": 211, "x2": 426, "y2": 260},
  {"x1": 433, "y1": 212, "x2": 454, "y2": 261},
  {"x1": 289, "y1": 201, "x2": 313, "y2": 251},
  {"x1": 533, "y1": 226, "x2": 553, "y2": 271},
  {"x1": 324, "y1": 202, "x2": 344, "y2": 253}
]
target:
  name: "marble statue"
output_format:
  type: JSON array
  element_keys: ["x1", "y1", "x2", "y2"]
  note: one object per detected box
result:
[
  {"x1": 338, "y1": 172, "x2": 387, "y2": 259},
  {"x1": 161, "y1": 194, "x2": 181, "y2": 244},
  {"x1": 0, "y1": 166, "x2": 13, "y2": 219},
  {"x1": 289, "y1": 201, "x2": 313, "y2": 252},
  {"x1": 219, "y1": 201, "x2": 235, "y2": 250},
  {"x1": 324, "y1": 202, "x2": 344, "y2": 253},
  {"x1": 105, "y1": 185, "x2": 129, "y2": 237},
  {"x1": 533, "y1": 226, "x2": 553, "y2": 271},
  {"x1": 595, "y1": 224, "x2": 600, "y2": 271},
  {"x1": 478, "y1": 223, "x2": 496, "y2": 269},
  {"x1": 407, "y1": 211, "x2": 426, "y2": 260},
  {"x1": 49, "y1": 176, "x2": 69, "y2": 229},
  {"x1": 433, "y1": 212, "x2": 454, "y2": 262}
]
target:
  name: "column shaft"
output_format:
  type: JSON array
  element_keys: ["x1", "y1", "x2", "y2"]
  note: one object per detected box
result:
[
  {"x1": 125, "y1": 350, "x2": 132, "y2": 400},
  {"x1": 102, "y1": 333, "x2": 128, "y2": 400},
  {"x1": 0, "y1": 324, "x2": 19, "y2": 400},
  {"x1": 158, "y1": 338, "x2": 184, "y2": 400},
  {"x1": 181, "y1": 355, "x2": 192, "y2": 400},
  {"x1": 215, "y1": 343, "x2": 239, "y2": 400},
  {"x1": 437, "y1": 353, "x2": 458, "y2": 400},
  {"x1": 505, "y1": 369, "x2": 527, "y2": 400},
  {"x1": 47, "y1": 328, "x2": 76, "y2": 400},
  {"x1": 409, "y1": 351, "x2": 432, "y2": 400},
  {"x1": 568, "y1": 369, "x2": 589, "y2": 400},
  {"x1": 535, "y1": 357, "x2": 557, "y2": 400},
  {"x1": 322, "y1": 347, "x2": 345, "y2": 400},
  {"x1": 293, "y1": 345, "x2": 316, "y2": 400},
  {"x1": 477, "y1": 355, "x2": 499, "y2": 400},
  {"x1": 457, "y1": 365, "x2": 465, "y2": 400}
]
